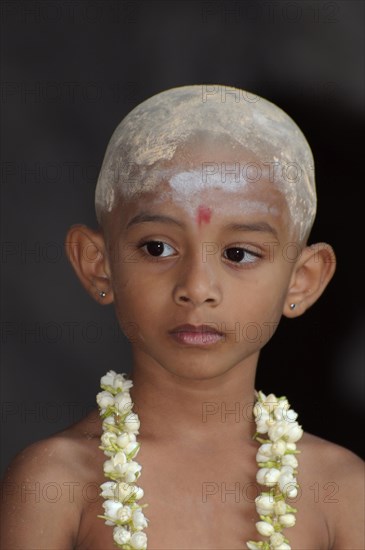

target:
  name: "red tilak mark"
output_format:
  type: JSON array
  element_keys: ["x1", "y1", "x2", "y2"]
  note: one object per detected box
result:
[{"x1": 196, "y1": 205, "x2": 212, "y2": 226}]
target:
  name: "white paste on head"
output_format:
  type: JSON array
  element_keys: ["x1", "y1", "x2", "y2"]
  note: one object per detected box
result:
[
  {"x1": 160, "y1": 171, "x2": 281, "y2": 221},
  {"x1": 170, "y1": 169, "x2": 248, "y2": 193},
  {"x1": 95, "y1": 85, "x2": 316, "y2": 241}
]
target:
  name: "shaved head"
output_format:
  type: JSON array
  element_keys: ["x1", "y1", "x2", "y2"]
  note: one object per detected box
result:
[{"x1": 95, "y1": 85, "x2": 316, "y2": 242}]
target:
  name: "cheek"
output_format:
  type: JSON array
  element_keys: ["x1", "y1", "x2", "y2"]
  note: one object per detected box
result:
[
  {"x1": 233, "y1": 289, "x2": 283, "y2": 325},
  {"x1": 259, "y1": 277, "x2": 291, "y2": 326},
  {"x1": 235, "y1": 292, "x2": 285, "y2": 348},
  {"x1": 112, "y1": 285, "x2": 148, "y2": 345},
  {"x1": 111, "y1": 269, "x2": 164, "y2": 335},
  {"x1": 229, "y1": 267, "x2": 290, "y2": 323}
]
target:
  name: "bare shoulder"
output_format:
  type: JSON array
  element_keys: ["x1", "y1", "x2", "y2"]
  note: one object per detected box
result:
[
  {"x1": 300, "y1": 431, "x2": 364, "y2": 484},
  {"x1": 300, "y1": 431, "x2": 364, "y2": 549},
  {"x1": 2, "y1": 407, "x2": 102, "y2": 485},
  {"x1": 301, "y1": 430, "x2": 363, "y2": 465},
  {"x1": 0, "y1": 409, "x2": 103, "y2": 550}
]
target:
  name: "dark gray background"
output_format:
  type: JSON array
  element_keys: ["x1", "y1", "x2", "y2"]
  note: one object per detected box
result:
[{"x1": 1, "y1": 0, "x2": 364, "y2": 478}]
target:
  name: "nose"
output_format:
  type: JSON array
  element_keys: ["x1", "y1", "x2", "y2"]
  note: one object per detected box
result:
[{"x1": 172, "y1": 249, "x2": 222, "y2": 307}]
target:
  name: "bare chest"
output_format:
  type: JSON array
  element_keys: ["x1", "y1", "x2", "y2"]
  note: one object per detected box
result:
[{"x1": 76, "y1": 442, "x2": 331, "y2": 550}]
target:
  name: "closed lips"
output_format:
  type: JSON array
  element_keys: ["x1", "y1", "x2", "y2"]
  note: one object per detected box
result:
[{"x1": 170, "y1": 324, "x2": 223, "y2": 335}]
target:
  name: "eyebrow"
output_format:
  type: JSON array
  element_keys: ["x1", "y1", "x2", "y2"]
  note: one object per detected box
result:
[
  {"x1": 126, "y1": 213, "x2": 185, "y2": 230},
  {"x1": 126, "y1": 212, "x2": 278, "y2": 238},
  {"x1": 226, "y1": 221, "x2": 278, "y2": 239}
]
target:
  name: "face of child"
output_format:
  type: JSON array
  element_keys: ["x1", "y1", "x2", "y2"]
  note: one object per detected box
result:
[{"x1": 101, "y1": 143, "x2": 300, "y2": 381}]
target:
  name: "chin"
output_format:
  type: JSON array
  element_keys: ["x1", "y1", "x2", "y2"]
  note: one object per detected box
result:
[
  {"x1": 157, "y1": 355, "x2": 244, "y2": 382},
  {"x1": 132, "y1": 336, "x2": 261, "y2": 379}
]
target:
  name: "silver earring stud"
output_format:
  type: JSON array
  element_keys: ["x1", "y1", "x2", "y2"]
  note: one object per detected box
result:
[
  {"x1": 99, "y1": 290, "x2": 107, "y2": 298},
  {"x1": 290, "y1": 303, "x2": 296, "y2": 310}
]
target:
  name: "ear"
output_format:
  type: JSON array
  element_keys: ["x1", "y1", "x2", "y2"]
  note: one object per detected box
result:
[
  {"x1": 283, "y1": 242, "x2": 336, "y2": 318},
  {"x1": 64, "y1": 224, "x2": 114, "y2": 305}
]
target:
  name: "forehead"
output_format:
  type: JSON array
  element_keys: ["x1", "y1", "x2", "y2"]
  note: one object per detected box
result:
[
  {"x1": 116, "y1": 177, "x2": 289, "y2": 232},
  {"x1": 123, "y1": 138, "x2": 287, "y2": 216},
  {"x1": 124, "y1": 134, "x2": 284, "y2": 204},
  {"x1": 166, "y1": 130, "x2": 259, "y2": 163},
  {"x1": 140, "y1": 131, "x2": 277, "y2": 179}
]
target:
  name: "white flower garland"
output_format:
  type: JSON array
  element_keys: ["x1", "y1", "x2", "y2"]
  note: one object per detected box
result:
[
  {"x1": 246, "y1": 391, "x2": 303, "y2": 550},
  {"x1": 96, "y1": 370, "x2": 148, "y2": 550},
  {"x1": 96, "y1": 372, "x2": 303, "y2": 550}
]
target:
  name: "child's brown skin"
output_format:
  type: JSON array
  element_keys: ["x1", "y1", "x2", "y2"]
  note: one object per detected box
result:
[{"x1": 1, "y1": 145, "x2": 364, "y2": 550}]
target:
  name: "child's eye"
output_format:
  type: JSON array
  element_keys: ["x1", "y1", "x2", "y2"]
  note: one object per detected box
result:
[
  {"x1": 223, "y1": 247, "x2": 261, "y2": 265},
  {"x1": 138, "y1": 240, "x2": 176, "y2": 258},
  {"x1": 138, "y1": 240, "x2": 262, "y2": 266}
]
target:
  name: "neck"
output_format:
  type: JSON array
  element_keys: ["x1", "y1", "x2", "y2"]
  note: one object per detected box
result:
[{"x1": 128, "y1": 350, "x2": 259, "y2": 446}]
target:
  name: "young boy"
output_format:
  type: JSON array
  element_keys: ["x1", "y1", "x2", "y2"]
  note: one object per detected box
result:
[{"x1": 1, "y1": 85, "x2": 363, "y2": 550}]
